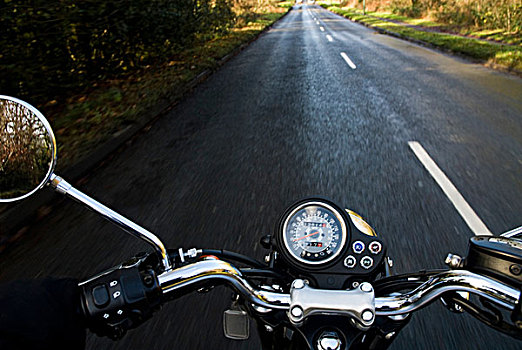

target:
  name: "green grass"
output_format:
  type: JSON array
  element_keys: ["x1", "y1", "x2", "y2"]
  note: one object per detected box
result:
[
  {"x1": 366, "y1": 12, "x2": 442, "y2": 28},
  {"x1": 321, "y1": 5, "x2": 521, "y2": 73},
  {"x1": 41, "y1": 10, "x2": 288, "y2": 169},
  {"x1": 465, "y1": 29, "x2": 521, "y2": 46},
  {"x1": 277, "y1": 1, "x2": 294, "y2": 9},
  {"x1": 364, "y1": 11, "x2": 521, "y2": 45}
]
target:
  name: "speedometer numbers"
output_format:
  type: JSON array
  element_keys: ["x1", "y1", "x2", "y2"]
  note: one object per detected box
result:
[{"x1": 282, "y1": 201, "x2": 347, "y2": 266}]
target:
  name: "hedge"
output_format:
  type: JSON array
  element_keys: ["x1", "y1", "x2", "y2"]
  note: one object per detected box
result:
[{"x1": 0, "y1": 0, "x2": 235, "y2": 104}]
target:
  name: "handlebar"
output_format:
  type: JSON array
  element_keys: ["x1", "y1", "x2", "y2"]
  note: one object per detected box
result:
[
  {"x1": 158, "y1": 258, "x2": 290, "y2": 309},
  {"x1": 375, "y1": 269, "x2": 520, "y2": 315},
  {"x1": 80, "y1": 254, "x2": 522, "y2": 339},
  {"x1": 156, "y1": 258, "x2": 521, "y2": 315}
]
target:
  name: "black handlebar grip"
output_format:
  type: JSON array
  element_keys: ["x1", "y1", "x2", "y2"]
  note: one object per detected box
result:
[{"x1": 80, "y1": 266, "x2": 161, "y2": 340}]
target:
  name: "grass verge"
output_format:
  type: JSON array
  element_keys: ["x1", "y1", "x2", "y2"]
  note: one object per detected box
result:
[
  {"x1": 40, "y1": 9, "x2": 288, "y2": 171},
  {"x1": 320, "y1": 4, "x2": 522, "y2": 73}
]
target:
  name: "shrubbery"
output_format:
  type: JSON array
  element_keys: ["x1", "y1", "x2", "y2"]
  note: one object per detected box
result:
[
  {"x1": 0, "y1": 0, "x2": 236, "y2": 104},
  {"x1": 389, "y1": 0, "x2": 521, "y2": 32},
  {"x1": 432, "y1": 0, "x2": 521, "y2": 32},
  {"x1": 342, "y1": 0, "x2": 521, "y2": 33}
]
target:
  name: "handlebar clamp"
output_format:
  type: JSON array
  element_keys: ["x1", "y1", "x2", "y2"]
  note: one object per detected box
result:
[
  {"x1": 80, "y1": 265, "x2": 162, "y2": 340},
  {"x1": 288, "y1": 279, "x2": 375, "y2": 330}
]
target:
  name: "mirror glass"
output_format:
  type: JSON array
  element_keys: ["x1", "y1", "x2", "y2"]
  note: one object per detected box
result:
[{"x1": 0, "y1": 96, "x2": 56, "y2": 202}]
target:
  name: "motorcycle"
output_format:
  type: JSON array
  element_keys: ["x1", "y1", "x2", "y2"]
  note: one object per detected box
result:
[{"x1": 1, "y1": 95, "x2": 521, "y2": 349}]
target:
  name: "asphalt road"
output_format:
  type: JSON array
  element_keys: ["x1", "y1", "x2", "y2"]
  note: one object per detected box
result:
[{"x1": 1, "y1": 4, "x2": 521, "y2": 349}]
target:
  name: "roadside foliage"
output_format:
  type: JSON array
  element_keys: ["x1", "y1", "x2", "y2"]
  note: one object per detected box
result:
[
  {"x1": 0, "y1": 0, "x2": 285, "y2": 169},
  {"x1": 328, "y1": 1, "x2": 521, "y2": 70},
  {"x1": 390, "y1": 0, "x2": 521, "y2": 33},
  {"x1": 0, "y1": 0, "x2": 243, "y2": 104},
  {"x1": 340, "y1": 0, "x2": 521, "y2": 33}
]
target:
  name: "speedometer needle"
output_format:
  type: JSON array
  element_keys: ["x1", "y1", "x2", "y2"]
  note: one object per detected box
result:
[{"x1": 293, "y1": 231, "x2": 320, "y2": 242}]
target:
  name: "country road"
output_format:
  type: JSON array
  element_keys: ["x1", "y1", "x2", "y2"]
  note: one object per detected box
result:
[{"x1": 1, "y1": 3, "x2": 521, "y2": 349}]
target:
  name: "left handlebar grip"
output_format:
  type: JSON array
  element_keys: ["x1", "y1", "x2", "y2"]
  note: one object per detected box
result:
[{"x1": 80, "y1": 266, "x2": 162, "y2": 340}]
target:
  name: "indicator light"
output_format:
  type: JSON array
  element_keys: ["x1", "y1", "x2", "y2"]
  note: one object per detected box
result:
[
  {"x1": 344, "y1": 255, "x2": 356, "y2": 268},
  {"x1": 353, "y1": 241, "x2": 365, "y2": 254},
  {"x1": 361, "y1": 256, "x2": 374, "y2": 269},
  {"x1": 369, "y1": 241, "x2": 382, "y2": 254}
]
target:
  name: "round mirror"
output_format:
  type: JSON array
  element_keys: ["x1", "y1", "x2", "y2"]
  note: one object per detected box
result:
[{"x1": 0, "y1": 95, "x2": 57, "y2": 202}]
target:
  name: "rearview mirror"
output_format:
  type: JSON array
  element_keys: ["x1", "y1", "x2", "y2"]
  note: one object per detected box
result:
[
  {"x1": 0, "y1": 96, "x2": 172, "y2": 270},
  {"x1": 0, "y1": 95, "x2": 57, "y2": 202}
]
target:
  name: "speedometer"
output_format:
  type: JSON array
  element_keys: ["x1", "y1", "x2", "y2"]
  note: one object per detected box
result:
[{"x1": 281, "y1": 200, "x2": 348, "y2": 265}]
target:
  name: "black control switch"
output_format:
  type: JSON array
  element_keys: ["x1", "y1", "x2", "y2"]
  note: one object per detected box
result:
[{"x1": 92, "y1": 284, "x2": 110, "y2": 307}]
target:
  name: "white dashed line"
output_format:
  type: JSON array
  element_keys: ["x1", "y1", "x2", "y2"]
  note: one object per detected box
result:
[
  {"x1": 408, "y1": 141, "x2": 493, "y2": 236},
  {"x1": 340, "y1": 52, "x2": 356, "y2": 69},
  {"x1": 320, "y1": 26, "x2": 325, "y2": 32},
  {"x1": 326, "y1": 35, "x2": 333, "y2": 42}
]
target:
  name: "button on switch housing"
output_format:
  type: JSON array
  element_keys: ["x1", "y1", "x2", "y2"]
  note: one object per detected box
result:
[{"x1": 92, "y1": 284, "x2": 110, "y2": 308}]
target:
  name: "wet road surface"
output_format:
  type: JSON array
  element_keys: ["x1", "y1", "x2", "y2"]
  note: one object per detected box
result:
[{"x1": 1, "y1": 4, "x2": 521, "y2": 349}]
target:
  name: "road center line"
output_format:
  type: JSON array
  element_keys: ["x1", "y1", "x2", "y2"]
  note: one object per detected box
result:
[
  {"x1": 408, "y1": 141, "x2": 492, "y2": 236},
  {"x1": 326, "y1": 35, "x2": 333, "y2": 42},
  {"x1": 320, "y1": 26, "x2": 325, "y2": 32},
  {"x1": 340, "y1": 52, "x2": 357, "y2": 69}
]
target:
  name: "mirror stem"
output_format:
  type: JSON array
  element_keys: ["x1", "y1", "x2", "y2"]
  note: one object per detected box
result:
[{"x1": 49, "y1": 174, "x2": 172, "y2": 272}]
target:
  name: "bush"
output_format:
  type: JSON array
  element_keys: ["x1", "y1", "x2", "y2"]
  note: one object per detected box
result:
[
  {"x1": 387, "y1": 0, "x2": 522, "y2": 32},
  {"x1": 0, "y1": 0, "x2": 236, "y2": 104}
]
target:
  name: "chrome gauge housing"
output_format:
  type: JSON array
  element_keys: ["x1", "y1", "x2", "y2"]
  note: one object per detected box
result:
[{"x1": 278, "y1": 199, "x2": 350, "y2": 268}]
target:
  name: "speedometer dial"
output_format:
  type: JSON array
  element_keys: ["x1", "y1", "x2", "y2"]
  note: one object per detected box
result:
[{"x1": 282, "y1": 201, "x2": 347, "y2": 265}]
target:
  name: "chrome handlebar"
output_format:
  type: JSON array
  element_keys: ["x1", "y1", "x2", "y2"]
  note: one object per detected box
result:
[
  {"x1": 375, "y1": 269, "x2": 520, "y2": 315},
  {"x1": 157, "y1": 258, "x2": 290, "y2": 309},
  {"x1": 156, "y1": 259, "x2": 521, "y2": 316}
]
